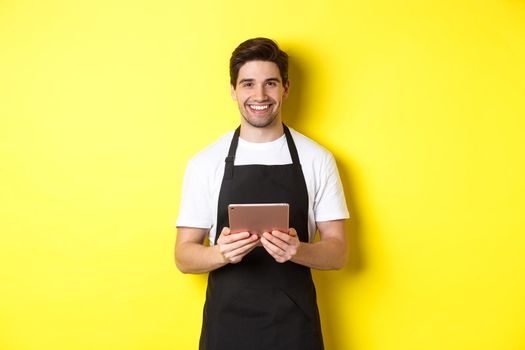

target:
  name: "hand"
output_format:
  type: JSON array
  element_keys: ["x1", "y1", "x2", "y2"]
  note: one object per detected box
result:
[
  {"x1": 260, "y1": 228, "x2": 300, "y2": 263},
  {"x1": 216, "y1": 227, "x2": 259, "y2": 264}
]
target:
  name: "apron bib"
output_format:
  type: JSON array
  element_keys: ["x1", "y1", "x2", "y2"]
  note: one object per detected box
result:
[{"x1": 200, "y1": 125, "x2": 323, "y2": 350}]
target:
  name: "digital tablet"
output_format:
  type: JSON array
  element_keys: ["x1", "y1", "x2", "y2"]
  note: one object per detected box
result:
[{"x1": 228, "y1": 203, "x2": 289, "y2": 236}]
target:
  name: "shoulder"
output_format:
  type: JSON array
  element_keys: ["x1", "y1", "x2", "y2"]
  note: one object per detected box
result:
[{"x1": 289, "y1": 127, "x2": 334, "y2": 163}]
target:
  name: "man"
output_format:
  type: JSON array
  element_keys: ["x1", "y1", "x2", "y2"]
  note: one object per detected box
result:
[{"x1": 175, "y1": 37, "x2": 349, "y2": 350}]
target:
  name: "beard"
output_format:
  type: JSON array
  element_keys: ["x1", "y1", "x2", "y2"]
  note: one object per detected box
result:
[
  {"x1": 240, "y1": 100, "x2": 280, "y2": 128},
  {"x1": 241, "y1": 111, "x2": 278, "y2": 128}
]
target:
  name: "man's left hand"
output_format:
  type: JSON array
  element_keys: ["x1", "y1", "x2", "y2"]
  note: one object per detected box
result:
[{"x1": 260, "y1": 228, "x2": 300, "y2": 263}]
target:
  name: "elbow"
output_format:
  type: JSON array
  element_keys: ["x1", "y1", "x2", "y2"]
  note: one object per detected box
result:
[
  {"x1": 174, "y1": 249, "x2": 191, "y2": 274},
  {"x1": 175, "y1": 257, "x2": 206, "y2": 275},
  {"x1": 177, "y1": 266, "x2": 192, "y2": 274},
  {"x1": 317, "y1": 252, "x2": 347, "y2": 271},
  {"x1": 332, "y1": 247, "x2": 348, "y2": 270},
  {"x1": 175, "y1": 259, "x2": 195, "y2": 274},
  {"x1": 332, "y1": 257, "x2": 347, "y2": 270},
  {"x1": 175, "y1": 259, "x2": 189, "y2": 274}
]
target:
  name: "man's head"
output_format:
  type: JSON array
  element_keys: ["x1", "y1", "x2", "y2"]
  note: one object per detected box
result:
[
  {"x1": 229, "y1": 38, "x2": 290, "y2": 129},
  {"x1": 230, "y1": 37, "x2": 288, "y2": 88}
]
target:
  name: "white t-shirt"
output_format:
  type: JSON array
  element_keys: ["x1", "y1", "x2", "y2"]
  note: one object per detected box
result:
[{"x1": 176, "y1": 127, "x2": 349, "y2": 243}]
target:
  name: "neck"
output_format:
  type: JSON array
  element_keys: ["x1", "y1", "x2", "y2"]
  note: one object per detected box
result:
[{"x1": 239, "y1": 119, "x2": 284, "y2": 143}]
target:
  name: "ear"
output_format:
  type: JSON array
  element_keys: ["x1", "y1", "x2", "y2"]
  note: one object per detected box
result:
[
  {"x1": 282, "y1": 80, "x2": 290, "y2": 100},
  {"x1": 230, "y1": 84, "x2": 237, "y2": 101}
]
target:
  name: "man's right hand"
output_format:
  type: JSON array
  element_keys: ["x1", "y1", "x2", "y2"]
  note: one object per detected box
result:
[{"x1": 216, "y1": 227, "x2": 259, "y2": 264}]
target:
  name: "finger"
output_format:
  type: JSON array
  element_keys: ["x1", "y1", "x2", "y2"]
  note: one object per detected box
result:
[
  {"x1": 228, "y1": 239, "x2": 259, "y2": 259},
  {"x1": 271, "y1": 229, "x2": 292, "y2": 235},
  {"x1": 260, "y1": 236, "x2": 285, "y2": 255},
  {"x1": 271, "y1": 230, "x2": 294, "y2": 242},
  {"x1": 263, "y1": 232, "x2": 289, "y2": 251},
  {"x1": 219, "y1": 231, "x2": 250, "y2": 244},
  {"x1": 225, "y1": 238, "x2": 260, "y2": 262},
  {"x1": 220, "y1": 227, "x2": 231, "y2": 236},
  {"x1": 221, "y1": 234, "x2": 258, "y2": 254},
  {"x1": 260, "y1": 237, "x2": 286, "y2": 262},
  {"x1": 221, "y1": 234, "x2": 256, "y2": 253}
]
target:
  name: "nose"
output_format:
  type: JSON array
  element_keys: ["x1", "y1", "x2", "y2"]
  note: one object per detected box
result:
[{"x1": 253, "y1": 84, "x2": 267, "y2": 101}]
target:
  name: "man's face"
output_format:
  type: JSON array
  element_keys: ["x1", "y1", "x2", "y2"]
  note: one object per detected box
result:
[{"x1": 231, "y1": 60, "x2": 289, "y2": 129}]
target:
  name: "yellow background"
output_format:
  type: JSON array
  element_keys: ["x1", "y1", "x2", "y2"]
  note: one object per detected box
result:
[{"x1": 1, "y1": 0, "x2": 524, "y2": 349}]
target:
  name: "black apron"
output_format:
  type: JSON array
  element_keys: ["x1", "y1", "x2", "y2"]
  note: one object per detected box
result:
[{"x1": 199, "y1": 124, "x2": 324, "y2": 350}]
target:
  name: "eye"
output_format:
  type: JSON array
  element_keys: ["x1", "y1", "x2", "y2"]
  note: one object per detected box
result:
[
  {"x1": 266, "y1": 81, "x2": 278, "y2": 87},
  {"x1": 242, "y1": 82, "x2": 253, "y2": 88}
]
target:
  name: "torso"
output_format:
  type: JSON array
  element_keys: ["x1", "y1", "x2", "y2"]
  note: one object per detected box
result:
[
  {"x1": 176, "y1": 127, "x2": 349, "y2": 242},
  {"x1": 199, "y1": 125, "x2": 324, "y2": 350}
]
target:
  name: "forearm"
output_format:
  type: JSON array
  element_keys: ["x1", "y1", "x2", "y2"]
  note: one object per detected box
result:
[
  {"x1": 175, "y1": 242, "x2": 227, "y2": 274},
  {"x1": 291, "y1": 237, "x2": 347, "y2": 270}
]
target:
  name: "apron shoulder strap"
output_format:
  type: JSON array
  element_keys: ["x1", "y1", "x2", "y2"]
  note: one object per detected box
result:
[
  {"x1": 224, "y1": 126, "x2": 241, "y2": 180},
  {"x1": 283, "y1": 124, "x2": 301, "y2": 167}
]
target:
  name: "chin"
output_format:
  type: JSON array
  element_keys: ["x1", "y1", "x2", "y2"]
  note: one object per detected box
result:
[{"x1": 243, "y1": 115, "x2": 278, "y2": 128}]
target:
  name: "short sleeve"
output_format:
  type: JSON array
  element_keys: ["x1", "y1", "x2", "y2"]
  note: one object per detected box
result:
[
  {"x1": 176, "y1": 158, "x2": 213, "y2": 229},
  {"x1": 313, "y1": 153, "x2": 350, "y2": 222}
]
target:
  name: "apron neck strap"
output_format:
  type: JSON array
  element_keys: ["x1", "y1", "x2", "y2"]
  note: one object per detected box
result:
[{"x1": 224, "y1": 124, "x2": 301, "y2": 179}]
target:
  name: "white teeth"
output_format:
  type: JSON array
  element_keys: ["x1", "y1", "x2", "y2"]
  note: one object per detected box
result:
[{"x1": 249, "y1": 105, "x2": 269, "y2": 111}]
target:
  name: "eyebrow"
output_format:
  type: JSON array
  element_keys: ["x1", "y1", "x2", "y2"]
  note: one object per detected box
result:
[
  {"x1": 238, "y1": 77, "x2": 281, "y2": 85},
  {"x1": 238, "y1": 78, "x2": 254, "y2": 85}
]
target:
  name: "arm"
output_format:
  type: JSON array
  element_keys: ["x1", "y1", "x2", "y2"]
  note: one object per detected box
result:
[
  {"x1": 260, "y1": 219, "x2": 347, "y2": 270},
  {"x1": 175, "y1": 227, "x2": 259, "y2": 274}
]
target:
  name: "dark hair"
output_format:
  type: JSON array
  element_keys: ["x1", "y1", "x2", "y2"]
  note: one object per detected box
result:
[{"x1": 229, "y1": 37, "x2": 288, "y2": 87}]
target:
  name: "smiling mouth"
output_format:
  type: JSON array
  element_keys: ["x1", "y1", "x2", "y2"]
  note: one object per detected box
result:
[{"x1": 248, "y1": 104, "x2": 271, "y2": 112}]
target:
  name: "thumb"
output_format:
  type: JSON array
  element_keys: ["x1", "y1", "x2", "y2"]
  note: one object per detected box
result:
[{"x1": 220, "y1": 227, "x2": 231, "y2": 236}]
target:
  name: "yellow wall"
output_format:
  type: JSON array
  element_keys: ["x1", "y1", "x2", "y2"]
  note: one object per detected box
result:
[{"x1": 1, "y1": 0, "x2": 524, "y2": 349}]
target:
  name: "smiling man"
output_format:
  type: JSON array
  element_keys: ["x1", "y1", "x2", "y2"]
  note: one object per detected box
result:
[
  {"x1": 175, "y1": 37, "x2": 350, "y2": 350},
  {"x1": 234, "y1": 60, "x2": 286, "y2": 129}
]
